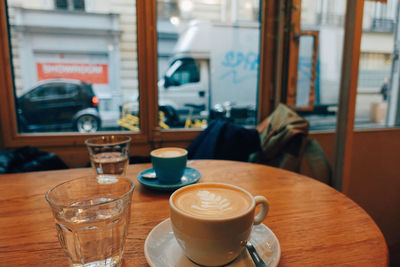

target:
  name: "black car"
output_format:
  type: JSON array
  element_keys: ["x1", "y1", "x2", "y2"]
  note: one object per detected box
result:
[{"x1": 17, "y1": 79, "x2": 101, "y2": 133}]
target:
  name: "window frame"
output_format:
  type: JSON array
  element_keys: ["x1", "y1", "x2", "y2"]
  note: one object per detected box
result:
[{"x1": 0, "y1": 0, "x2": 276, "y2": 152}]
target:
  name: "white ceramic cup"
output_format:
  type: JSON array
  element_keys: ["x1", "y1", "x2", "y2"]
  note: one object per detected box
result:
[{"x1": 169, "y1": 183, "x2": 270, "y2": 266}]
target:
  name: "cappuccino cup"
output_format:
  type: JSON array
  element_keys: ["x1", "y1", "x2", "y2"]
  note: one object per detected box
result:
[
  {"x1": 169, "y1": 183, "x2": 269, "y2": 266},
  {"x1": 150, "y1": 147, "x2": 187, "y2": 184}
]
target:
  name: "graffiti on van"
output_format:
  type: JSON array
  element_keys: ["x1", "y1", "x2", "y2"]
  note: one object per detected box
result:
[{"x1": 220, "y1": 51, "x2": 259, "y2": 84}]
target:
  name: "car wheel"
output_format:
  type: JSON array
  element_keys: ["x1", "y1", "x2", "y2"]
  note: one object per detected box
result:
[{"x1": 75, "y1": 115, "x2": 99, "y2": 133}]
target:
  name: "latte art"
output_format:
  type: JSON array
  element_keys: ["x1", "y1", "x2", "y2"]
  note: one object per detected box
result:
[
  {"x1": 191, "y1": 190, "x2": 233, "y2": 215},
  {"x1": 173, "y1": 185, "x2": 252, "y2": 218},
  {"x1": 157, "y1": 150, "x2": 183, "y2": 157},
  {"x1": 151, "y1": 147, "x2": 187, "y2": 158}
]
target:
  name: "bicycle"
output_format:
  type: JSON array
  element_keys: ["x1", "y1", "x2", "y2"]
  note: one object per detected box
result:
[
  {"x1": 183, "y1": 104, "x2": 208, "y2": 129},
  {"x1": 118, "y1": 103, "x2": 170, "y2": 131}
]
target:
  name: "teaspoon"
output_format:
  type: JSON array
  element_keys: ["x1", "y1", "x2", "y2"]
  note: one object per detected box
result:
[
  {"x1": 141, "y1": 172, "x2": 157, "y2": 179},
  {"x1": 245, "y1": 241, "x2": 267, "y2": 267}
]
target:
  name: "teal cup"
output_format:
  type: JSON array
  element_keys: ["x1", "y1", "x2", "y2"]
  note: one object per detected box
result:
[{"x1": 150, "y1": 147, "x2": 188, "y2": 184}]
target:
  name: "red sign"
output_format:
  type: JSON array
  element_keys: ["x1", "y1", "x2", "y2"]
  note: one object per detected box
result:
[{"x1": 37, "y1": 62, "x2": 109, "y2": 84}]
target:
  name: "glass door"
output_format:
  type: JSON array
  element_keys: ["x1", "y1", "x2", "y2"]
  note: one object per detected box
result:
[{"x1": 286, "y1": 0, "x2": 347, "y2": 131}]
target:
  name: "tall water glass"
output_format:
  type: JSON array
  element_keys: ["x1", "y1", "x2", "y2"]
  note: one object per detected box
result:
[
  {"x1": 85, "y1": 136, "x2": 131, "y2": 176},
  {"x1": 46, "y1": 175, "x2": 134, "y2": 267}
]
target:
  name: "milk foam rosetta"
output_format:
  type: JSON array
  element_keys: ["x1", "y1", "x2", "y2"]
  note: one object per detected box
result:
[
  {"x1": 174, "y1": 186, "x2": 252, "y2": 218},
  {"x1": 152, "y1": 148, "x2": 186, "y2": 158}
]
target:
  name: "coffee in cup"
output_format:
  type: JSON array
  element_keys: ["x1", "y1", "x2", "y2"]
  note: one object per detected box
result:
[
  {"x1": 169, "y1": 183, "x2": 269, "y2": 266},
  {"x1": 150, "y1": 147, "x2": 187, "y2": 184}
]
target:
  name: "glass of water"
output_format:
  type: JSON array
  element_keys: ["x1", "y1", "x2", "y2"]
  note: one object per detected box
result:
[
  {"x1": 85, "y1": 136, "x2": 131, "y2": 176},
  {"x1": 46, "y1": 175, "x2": 134, "y2": 267}
]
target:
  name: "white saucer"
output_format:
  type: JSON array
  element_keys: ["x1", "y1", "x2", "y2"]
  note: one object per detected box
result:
[
  {"x1": 144, "y1": 218, "x2": 281, "y2": 267},
  {"x1": 137, "y1": 167, "x2": 201, "y2": 191}
]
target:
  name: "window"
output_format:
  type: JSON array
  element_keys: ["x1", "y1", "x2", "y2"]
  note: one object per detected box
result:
[
  {"x1": 73, "y1": 0, "x2": 85, "y2": 10},
  {"x1": 6, "y1": 0, "x2": 138, "y2": 134},
  {"x1": 285, "y1": 0, "x2": 347, "y2": 131},
  {"x1": 55, "y1": 0, "x2": 85, "y2": 11},
  {"x1": 0, "y1": 0, "x2": 273, "y2": 152},
  {"x1": 32, "y1": 85, "x2": 65, "y2": 98},
  {"x1": 354, "y1": 0, "x2": 397, "y2": 129},
  {"x1": 1, "y1": 0, "x2": 396, "y2": 177},
  {"x1": 287, "y1": 0, "x2": 400, "y2": 131},
  {"x1": 165, "y1": 58, "x2": 200, "y2": 87},
  {"x1": 157, "y1": 0, "x2": 179, "y2": 19},
  {"x1": 55, "y1": 0, "x2": 68, "y2": 10},
  {"x1": 157, "y1": 0, "x2": 262, "y2": 129},
  {"x1": 64, "y1": 84, "x2": 79, "y2": 96}
]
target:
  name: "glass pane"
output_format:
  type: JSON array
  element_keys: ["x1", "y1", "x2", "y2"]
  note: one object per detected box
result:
[
  {"x1": 296, "y1": 35, "x2": 315, "y2": 108},
  {"x1": 55, "y1": 0, "x2": 68, "y2": 10},
  {"x1": 354, "y1": 0, "x2": 396, "y2": 129},
  {"x1": 156, "y1": 0, "x2": 261, "y2": 129},
  {"x1": 7, "y1": 0, "x2": 139, "y2": 133},
  {"x1": 298, "y1": 0, "x2": 346, "y2": 131},
  {"x1": 74, "y1": 0, "x2": 85, "y2": 10}
]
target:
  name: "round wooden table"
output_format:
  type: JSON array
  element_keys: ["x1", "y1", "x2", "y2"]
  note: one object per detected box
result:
[{"x1": 0, "y1": 160, "x2": 388, "y2": 266}]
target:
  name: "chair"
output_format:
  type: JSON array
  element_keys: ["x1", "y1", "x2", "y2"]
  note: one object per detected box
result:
[
  {"x1": 250, "y1": 103, "x2": 332, "y2": 184},
  {"x1": 0, "y1": 146, "x2": 68, "y2": 173},
  {"x1": 249, "y1": 104, "x2": 309, "y2": 173}
]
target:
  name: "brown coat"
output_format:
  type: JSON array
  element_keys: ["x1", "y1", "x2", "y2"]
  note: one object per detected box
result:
[{"x1": 249, "y1": 104, "x2": 309, "y2": 172}]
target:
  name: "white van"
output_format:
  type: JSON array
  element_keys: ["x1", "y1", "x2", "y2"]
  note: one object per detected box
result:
[{"x1": 158, "y1": 20, "x2": 260, "y2": 126}]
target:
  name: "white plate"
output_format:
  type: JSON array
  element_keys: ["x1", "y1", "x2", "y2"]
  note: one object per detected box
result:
[{"x1": 144, "y1": 218, "x2": 281, "y2": 267}]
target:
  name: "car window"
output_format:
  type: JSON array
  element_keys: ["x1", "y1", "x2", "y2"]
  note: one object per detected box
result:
[
  {"x1": 55, "y1": 86, "x2": 67, "y2": 96},
  {"x1": 169, "y1": 58, "x2": 200, "y2": 86},
  {"x1": 30, "y1": 84, "x2": 75, "y2": 99},
  {"x1": 62, "y1": 84, "x2": 79, "y2": 96},
  {"x1": 30, "y1": 86, "x2": 49, "y2": 98}
]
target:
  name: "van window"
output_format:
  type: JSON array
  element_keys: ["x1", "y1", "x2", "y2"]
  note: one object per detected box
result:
[{"x1": 168, "y1": 58, "x2": 200, "y2": 86}]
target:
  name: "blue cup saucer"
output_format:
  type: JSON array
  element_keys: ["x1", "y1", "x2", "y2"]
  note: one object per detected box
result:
[{"x1": 137, "y1": 167, "x2": 201, "y2": 191}]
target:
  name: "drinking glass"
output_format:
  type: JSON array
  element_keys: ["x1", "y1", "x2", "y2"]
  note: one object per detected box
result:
[
  {"x1": 85, "y1": 136, "x2": 131, "y2": 176},
  {"x1": 46, "y1": 175, "x2": 134, "y2": 267}
]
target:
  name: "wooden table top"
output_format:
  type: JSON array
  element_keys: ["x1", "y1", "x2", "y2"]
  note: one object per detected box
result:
[{"x1": 0, "y1": 160, "x2": 388, "y2": 266}]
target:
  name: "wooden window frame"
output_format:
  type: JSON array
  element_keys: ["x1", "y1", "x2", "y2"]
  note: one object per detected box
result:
[
  {"x1": 0, "y1": 0, "x2": 278, "y2": 155},
  {"x1": 281, "y1": 0, "x2": 391, "y2": 193}
]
